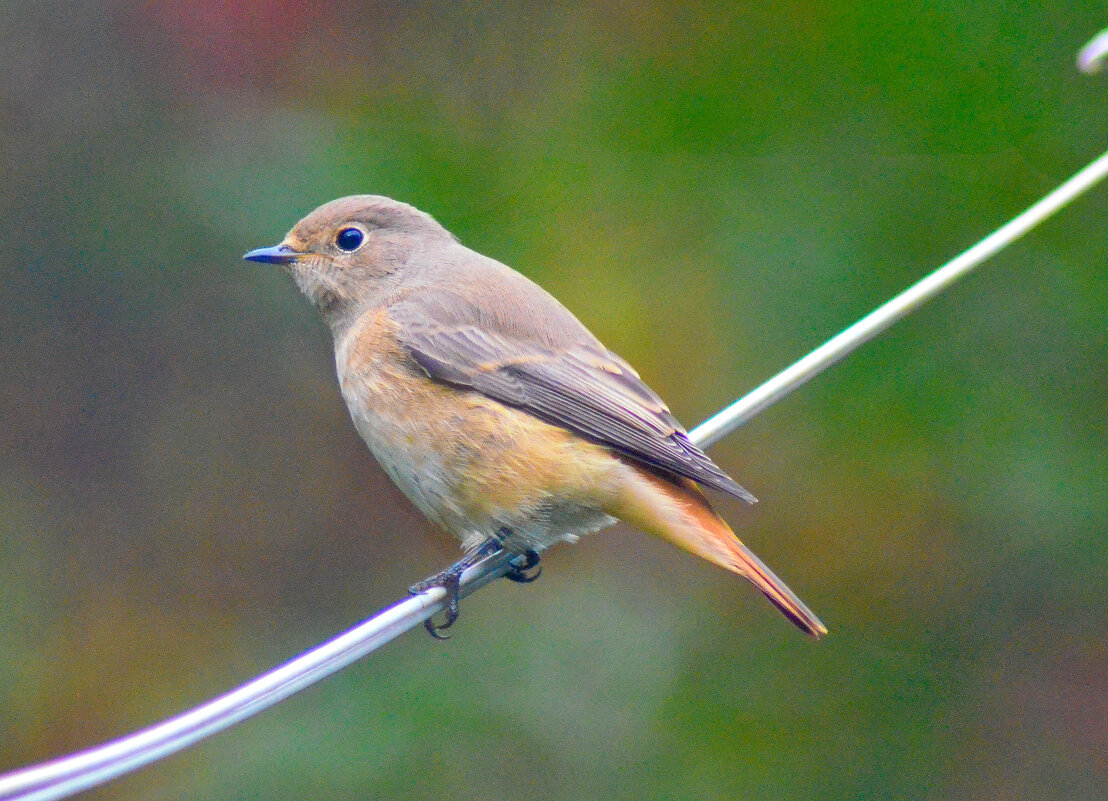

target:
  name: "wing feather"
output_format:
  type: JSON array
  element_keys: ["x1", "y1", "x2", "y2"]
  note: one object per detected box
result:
[{"x1": 392, "y1": 300, "x2": 755, "y2": 502}]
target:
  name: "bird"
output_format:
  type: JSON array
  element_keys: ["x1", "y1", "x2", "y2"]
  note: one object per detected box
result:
[{"x1": 244, "y1": 195, "x2": 826, "y2": 639}]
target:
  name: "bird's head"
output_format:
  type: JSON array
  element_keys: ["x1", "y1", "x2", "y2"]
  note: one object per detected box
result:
[{"x1": 244, "y1": 195, "x2": 452, "y2": 326}]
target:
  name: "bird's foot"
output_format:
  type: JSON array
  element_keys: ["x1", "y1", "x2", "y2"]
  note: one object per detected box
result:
[
  {"x1": 416, "y1": 570, "x2": 461, "y2": 640},
  {"x1": 504, "y1": 549, "x2": 542, "y2": 583},
  {"x1": 409, "y1": 539, "x2": 502, "y2": 639}
]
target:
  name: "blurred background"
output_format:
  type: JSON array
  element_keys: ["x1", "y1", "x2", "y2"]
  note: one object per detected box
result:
[{"x1": 1, "y1": 2, "x2": 1106, "y2": 799}]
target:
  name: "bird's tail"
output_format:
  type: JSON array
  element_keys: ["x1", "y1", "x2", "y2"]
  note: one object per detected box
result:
[{"x1": 610, "y1": 463, "x2": 827, "y2": 637}]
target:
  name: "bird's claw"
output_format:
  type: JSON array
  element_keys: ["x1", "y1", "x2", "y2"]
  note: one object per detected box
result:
[
  {"x1": 409, "y1": 540, "x2": 543, "y2": 639},
  {"x1": 504, "y1": 549, "x2": 542, "y2": 583},
  {"x1": 409, "y1": 539, "x2": 502, "y2": 639},
  {"x1": 410, "y1": 568, "x2": 464, "y2": 639}
]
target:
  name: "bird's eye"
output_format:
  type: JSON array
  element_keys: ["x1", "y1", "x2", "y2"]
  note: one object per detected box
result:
[{"x1": 336, "y1": 227, "x2": 364, "y2": 252}]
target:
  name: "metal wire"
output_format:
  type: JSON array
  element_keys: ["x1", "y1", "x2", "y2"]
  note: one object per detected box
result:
[
  {"x1": 3, "y1": 146, "x2": 1108, "y2": 801},
  {"x1": 690, "y1": 147, "x2": 1108, "y2": 448},
  {"x1": 1078, "y1": 27, "x2": 1108, "y2": 73},
  {"x1": 0, "y1": 550, "x2": 519, "y2": 801}
]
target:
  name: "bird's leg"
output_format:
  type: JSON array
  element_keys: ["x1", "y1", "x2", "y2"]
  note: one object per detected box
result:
[
  {"x1": 409, "y1": 533, "x2": 543, "y2": 639},
  {"x1": 409, "y1": 538, "x2": 502, "y2": 639}
]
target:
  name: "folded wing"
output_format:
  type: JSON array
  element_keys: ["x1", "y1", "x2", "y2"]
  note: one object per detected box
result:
[{"x1": 391, "y1": 298, "x2": 755, "y2": 502}]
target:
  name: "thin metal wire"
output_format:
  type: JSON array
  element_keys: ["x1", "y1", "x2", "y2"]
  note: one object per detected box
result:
[
  {"x1": 0, "y1": 549, "x2": 519, "y2": 801},
  {"x1": 691, "y1": 147, "x2": 1108, "y2": 448},
  {"x1": 1078, "y1": 28, "x2": 1108, "y2": 73},
  {"x1": 3, "y1": 147, "x2": 1108, "y2": 801}
]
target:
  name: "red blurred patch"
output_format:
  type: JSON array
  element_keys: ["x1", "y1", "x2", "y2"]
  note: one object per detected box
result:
[{"x1": 126, "y1": 0, "x2": 317, "y2": 89}]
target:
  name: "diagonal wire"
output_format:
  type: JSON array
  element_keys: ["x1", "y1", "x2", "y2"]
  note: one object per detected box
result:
[
  {"x1": 691, "y1": 146, "x2": 1108, "y2": 448},
  {"x1": 2, "y1": 148, "x2": 1108, "y2": 801},
  {"x1": 1078, "y1": 27, "x2": 1108, "y2": 73}
]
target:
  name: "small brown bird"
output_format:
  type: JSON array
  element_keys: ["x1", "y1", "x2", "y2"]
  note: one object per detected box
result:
[{"x1": 245, "y1": 196, "x2": 826, "y2": 638}]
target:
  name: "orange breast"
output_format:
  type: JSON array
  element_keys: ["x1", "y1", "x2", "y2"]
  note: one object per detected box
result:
[{"x1": 334, "y1": 307, "x2": 623, "y2": 541}]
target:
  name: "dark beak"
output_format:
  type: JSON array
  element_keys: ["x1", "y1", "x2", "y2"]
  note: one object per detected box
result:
[{"x1": 242, "y1": 244, "x2": 303, "y2": 264}]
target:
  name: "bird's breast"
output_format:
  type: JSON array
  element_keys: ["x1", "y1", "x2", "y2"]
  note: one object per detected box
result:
[{"x1": 333, "y1": 309, "x2": 625, "y2": 547}]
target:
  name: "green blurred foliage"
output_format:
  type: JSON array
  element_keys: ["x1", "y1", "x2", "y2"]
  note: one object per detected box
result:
[{"x1": 1, "y1": 2, "x2": 1106, "y2": 799}]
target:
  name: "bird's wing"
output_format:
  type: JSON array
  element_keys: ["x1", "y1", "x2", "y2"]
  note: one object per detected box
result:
[{"x1": 390, "y1": 298, "x2": 756, "y2": 502}]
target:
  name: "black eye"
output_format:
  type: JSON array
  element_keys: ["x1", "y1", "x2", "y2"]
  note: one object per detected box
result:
[{"x1": 336, "y1": 227, "x2": 364, "y2": 251}]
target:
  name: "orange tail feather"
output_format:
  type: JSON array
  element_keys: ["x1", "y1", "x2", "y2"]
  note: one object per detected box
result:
[{"x1": 611, "y1": 464, "x2": 827, "y2": 637}]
